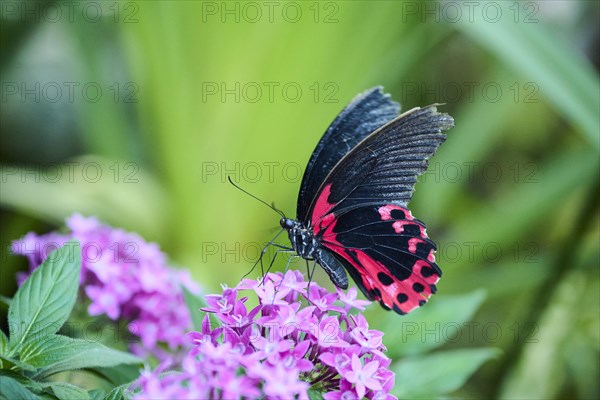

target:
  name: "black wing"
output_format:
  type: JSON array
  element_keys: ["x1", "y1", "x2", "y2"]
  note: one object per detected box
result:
[
  {"x1": 296, "y1": 87, "x2": 400, "y2": 223},
  {"x1": 306, "y1": 105, "x2": 454, "y2": 224}
]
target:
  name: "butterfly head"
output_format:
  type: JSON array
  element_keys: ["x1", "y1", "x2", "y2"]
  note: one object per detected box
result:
[{"x1": 280, "y1": 218, "x2": 295, "y2": 230}]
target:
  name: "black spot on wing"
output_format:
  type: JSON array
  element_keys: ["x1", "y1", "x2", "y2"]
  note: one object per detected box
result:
[
  {"x1": 413, "y1": 283, "x2": 425, "y2": 293},
  {"x1": 377, "y1": 272, "x2": 394, "y2": 286},
  {"x1": 390, "y1": 209, "x2": 406, "y2": 219},
  {"x1": 397, "y1": 293, "x2": 408, "y2": 303}
]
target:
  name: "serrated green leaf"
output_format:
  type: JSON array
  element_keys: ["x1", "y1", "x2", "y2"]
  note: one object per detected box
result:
[
  {"x1": 0, "y1": 375, "x2": 40, "y2": 400},
  {"x1": 392, "y1": 348, "x2": 500, "y2": 398},
  {"x1": 384, "y1": 290, "x2": 486, "y2": 358},
  {"x1": 24, "y1": 335, "x2": 142, "y2": 379},
  {"x1": 0, "y1": 353, "x2": 36, "y2": 372},
  {"x1": 103, "y1": 384, "x2": 133, "y2": 400},
  {"x1": 20, "y1": 334, "x2": 80, "y2": 368},
  {"x1": 8, "y1": 241, "x2": 81, "y2": 350},
  {"x1": 43, "y1": 383, "x2": 89, "y2": 400},
  {"x1": 0, "y1": 369, "x2": 43, "y2": 393}
]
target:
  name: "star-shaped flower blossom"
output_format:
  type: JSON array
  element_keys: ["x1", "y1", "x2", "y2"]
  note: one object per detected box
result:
[
  {"x1": 253, "y1": 280, "x2": 291, "y2": 306},
  {"x1": 309, "y1": 285, "x2": 346, "y2": 313},
  {"x1": 316, "y1": 316, "x2": 347, "y2": 348},
  {"x1": 260, "y1": 364, "x2": 309, "y2": 398},
  {"x1": 336, "y1": 286, "x2": 371, "y2": 311},
  {"x1": 349, "y1": 314, "x2": 384, "y2": 350},
  {"x1": 319, "y1": 345, "x2": 361, "y2": 374},
  {"x1": 345, "y1": 354, "x2": 383, "y2": 398}
]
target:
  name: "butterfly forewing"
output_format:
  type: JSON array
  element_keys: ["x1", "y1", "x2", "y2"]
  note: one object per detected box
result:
[
  {"x1": 297, "y1": 87, "x2": 400, "y2": 222},
  {"x1": 308, "y1": 105, "x2": 452, "y2": 221}
]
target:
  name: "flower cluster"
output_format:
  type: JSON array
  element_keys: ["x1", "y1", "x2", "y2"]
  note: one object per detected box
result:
[
  {"x1": 11, "y1": 214, "x2": 199, "y2": 355},
  {"x1": 134, "y1": 270, "x2": 396, "y2": 399}
]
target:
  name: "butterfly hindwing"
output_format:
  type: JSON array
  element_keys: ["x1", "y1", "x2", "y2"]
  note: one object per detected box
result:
[
  {"x1": 317, "y1": 204, "x2": 441, "y2": 314},
  {"x1": 297, "y1": 87, "x2": 400, "y2": 222}
]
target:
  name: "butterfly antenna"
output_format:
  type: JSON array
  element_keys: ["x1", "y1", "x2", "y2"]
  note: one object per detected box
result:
[{"x1": 227, "y1": 176, "x2": 286, "y2": 218}]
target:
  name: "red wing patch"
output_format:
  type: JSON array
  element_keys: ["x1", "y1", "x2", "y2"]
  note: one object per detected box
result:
[
  {"x1": 310, "y1": 183, "x2": 335, "y2": 235},
  {"x1": 316, "y1": 204, "x2": 441, "y2": 315}
]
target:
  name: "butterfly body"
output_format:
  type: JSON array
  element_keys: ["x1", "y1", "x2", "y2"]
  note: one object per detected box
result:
[
  {"x1": 280, "y1": 218, "x2": 318, "y2": 259},
  {"x1": 283, "y1": 87, "x2": 453, "y2": 315}
]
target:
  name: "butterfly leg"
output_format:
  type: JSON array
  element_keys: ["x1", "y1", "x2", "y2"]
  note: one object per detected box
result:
[
  {"x1": 305, "y1": 260, "x2": 318, "y2": 304},
  {"x1": 274, "y1": 252, "x2": 300, "y2": 293},
  {"x1": 243, "y1": 229, "x2": 291, "y2": 280},
  {"x1": 261, "y1": 248, "x2": 295, "y2": 286},
  {"x1": 260, "y1": 248, "x2": 297, "y2": 306}
]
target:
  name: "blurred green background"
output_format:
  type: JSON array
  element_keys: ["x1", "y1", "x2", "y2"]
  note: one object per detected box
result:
[{"x1": 1, "y1": 0, "x2": 598, "y2": 398}]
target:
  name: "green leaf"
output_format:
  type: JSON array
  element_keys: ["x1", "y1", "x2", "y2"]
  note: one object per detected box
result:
[
  {"x1": 181, "y1": 285, "x2": 220, "y2": 330},
  {"x1": 0, "y1": 354, "x2": 36, "y2": 372},
  {"x1": 383, "y1": 290, "x2": 486, "y2": 358},
  {"x1": 182, "y1": 286, "x2": 205, "y2": 331},
  {"x1": 307, "y1": 389, "x2": 324, "y2": 400},
  {"x1": 8, "y1": 241, "x2": 81, "y2": 350},
  {"x1": 92, "y1": 365, "x2": 141, "y2": 387},
  {"x1": 43, "y1": 383, "x2": 90, "y2": 400},
  {"x1": 0, "y1": 329, "x2": 8, "y2": 356},
  {"x1": 392, "y1": 348, "x2": 500, "y2": 398},
  {"x1": 20, "y1": 335, "x2": 79, "y2": 368},
  {"x1": 0, "y1": 375, "x2": 40, "y2": 400},
  {"x1": 0, "y1": 369, "x2": 43, "y2": 393},
  {"x1": 88, "y1": 389, "x2": 107, "y2": 400},
  {"x1": 22, "y1": 335, "x2": 142, "y2": 379},
  {"x1": 103, "y1": 384, "x2": 133, "y2": 400}
]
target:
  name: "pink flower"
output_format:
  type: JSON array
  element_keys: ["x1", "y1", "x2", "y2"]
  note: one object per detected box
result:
[
  {"x1": 136, "y1": 271, "x2": 396, "y2": 399},
  {"x1": 345, "y1": 354, "x2": 383, "y2": 398},
  {"x1": 336, "y1": 286, "x2": 371, "y2": 311},
  {"x1": 13, "y1": 214, "x2": 199, "y2": 358}
]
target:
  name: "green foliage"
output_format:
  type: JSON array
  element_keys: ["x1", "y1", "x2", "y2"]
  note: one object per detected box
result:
[
  {"x1": 182, "y1": 285, "x2": 221, "y2": 330},
  {"x1": 307, "y1": 388, "x2": 325, "y2": 400},
  {"x1": 0, "y1": 243, "x2": 141, "y2": 400},
  {"x1": 392, "y1": 348, "x2": 500, "y2": 399},
  {"x1": 385, "y1": 290, "x2": 497, "y2": 398},
  {"x1": 8, "y1": 241, "x2": 81, "y2": 350},
  {"x1": 384, "y1": 290, "x2": 486, "y2": 358},
  {"x1": 1, "y1": 0, "x2": 598, "y2": 398}
]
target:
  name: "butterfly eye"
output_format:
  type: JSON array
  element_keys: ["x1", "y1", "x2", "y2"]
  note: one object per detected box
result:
[{"x1": 280, "y1": 218, "x2": 294, "y2": 229}]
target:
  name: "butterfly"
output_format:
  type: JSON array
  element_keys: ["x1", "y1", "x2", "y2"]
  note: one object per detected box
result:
[{"x1": 279, "y1": 86, "x2": 454, "y2": 315}]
